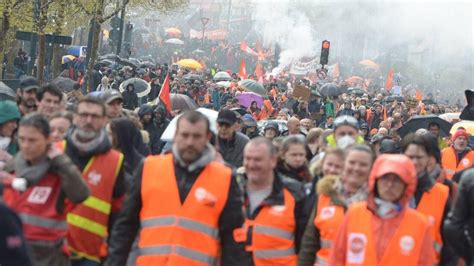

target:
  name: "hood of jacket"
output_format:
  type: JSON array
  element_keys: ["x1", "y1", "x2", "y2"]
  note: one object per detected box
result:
[{"x1": 367, "y1": 154, "x2": 417, "y2": 209}]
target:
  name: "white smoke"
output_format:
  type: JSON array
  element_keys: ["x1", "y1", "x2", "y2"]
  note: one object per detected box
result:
[{"x1": 251, "y1": 0, "x2": 317, "y2": 71}]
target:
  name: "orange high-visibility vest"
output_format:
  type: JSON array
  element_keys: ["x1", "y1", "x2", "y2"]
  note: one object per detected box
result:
[
  {"x1": 441, "y1": 147, "x2": 474, "y2": 179},
  {"x1": 345, "y1": 202, "x2": 430, "y2": 266},
  {"x1": 416, "y1": 183, "x2": 449, "y2": 262},
  {"x1": 313, "y1": 194, "x2": 345, "y2": 266},
  {"x1": 137, "y1": 154, "x2": 232, "y2": 266},
  {"x1": 234, "y1": 188, "x2": 297, "y2": 266},
  {"x1": 61, "y1": 142, "x2": 124, "y2": 262}
]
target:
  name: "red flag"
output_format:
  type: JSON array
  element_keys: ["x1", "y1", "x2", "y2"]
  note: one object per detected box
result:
[
  {"x1": 385, "y1": 68, "x2": 393, "y2": 90},
  {"x1": 239, "y1": 59, "x2": 247, "y2": 79},
  {"x1": 159, "y1": 74, "x2": 172, "y2": 112},
  {"x1": 255, "y1": 62, "x2": 264, "y2": 81},
  {"x1": 240, "y1": 41, "x2": 258, "y2": 56}
]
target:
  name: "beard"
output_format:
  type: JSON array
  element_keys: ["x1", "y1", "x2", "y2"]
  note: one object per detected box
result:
[{"x1": 75, "y1": 127, "x2": 99, "y2": 142}]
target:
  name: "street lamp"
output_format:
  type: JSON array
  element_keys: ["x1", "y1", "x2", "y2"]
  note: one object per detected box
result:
[{"x1": 200, "y1": 17, "x2": 209, "y2": 47}]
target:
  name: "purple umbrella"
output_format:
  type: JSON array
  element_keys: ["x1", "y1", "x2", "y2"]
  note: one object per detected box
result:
[{"x1": 235, "y1": 92, "x2": 264, "y2": 108}]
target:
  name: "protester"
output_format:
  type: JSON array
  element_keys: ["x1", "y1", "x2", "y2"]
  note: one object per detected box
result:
[
  {"x1": 0, "y1": 100, "x2": 21, "y2": 159},
  {"x1": 235, "y1": 137, "x2": 308, "y2": 266},
  {"x1": 306, "y1": 128, "x2": 323, "y2": 161},
  {"x1": 49, "y1": 111, "x2": 73, "y2": 142},
  {"x1": 441, "y1": 129, "x2": 474, "y2": 180},
  {"x1": 36, "y1": 83, "x2": 63, "y2": 118},
  {"x1": 2, "y1": 113, "x2": 89, "y2": 266},
  {"x1": 64, "y1": 97, "x2": 125, "y2": 265},
  {"x1": 122, "y1": 84, "x2": 138, "y2": 110},
  {"x1": 263, "y1": 120, "x2": 280, "y2": 140},
  {"x1": 329, "y1": 154, "x2": 436, "y2": 265},
  {"x1": 217, "y1": 109, "x2": 249, "y2": 168},
  {"x1": 138, "y1": 104, "x2": 162, "y2": 154},
  {"x1": 326, "y1": 115, "x2": 364, "y2": 149},
  {"x1": 444, "y1": 169, "x2": 474, "y2": 265},
  {"x1": 402, "y1": 133, "x2": 453, "y2": 264},
  {"x1": 18, "y1": 76, "x2": 39, "y2": 115},
  {"x1": 299, "y1": 144, "x2": 375, "y2": 266},
  {"x1": 106, "y1": 110, "x2": 245, "y2": 265},
  {"x1": 276, "y1": 135, "x2": 312, "y2": 183},
  {"x1": 102, "y1": 89, "x2": 124, "y2": 120}
]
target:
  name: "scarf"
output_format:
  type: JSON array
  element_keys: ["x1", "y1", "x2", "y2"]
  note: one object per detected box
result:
[
  {"x1": 374, "y1": 197, "x2": 402, "y2": 219},
  {"x1": 428, "y1": 164, "x2": 442, "y2": 181},
  {"x1": 0, "y1": 136, "x2": 11, "y2": 151},
  {"x1": 172, "y1": 144, "x2": 215, "y2": 172},
  {"x1": 334, "y1": 178, "x2": 368, "y2": 206},
  {"x1": 70, "y1": 127, "x2": 107, "y2": 154},
  {"x1": 14, "y1": 152, "x2": 51, "y2": 186}
]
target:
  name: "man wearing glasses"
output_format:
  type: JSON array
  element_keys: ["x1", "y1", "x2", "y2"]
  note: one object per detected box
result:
[{"x1": 63, "y1": 97, "x2": 125, "y2": 266}]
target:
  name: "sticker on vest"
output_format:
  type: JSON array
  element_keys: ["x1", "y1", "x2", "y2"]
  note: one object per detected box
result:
[
  {"x1": 269, "y1": 205, "x2": 286, "y2": 216},
  {"x1": 320, "y1": 206, "x2": 336, "y2": 220},
  {"x1": 88, "y1": 170, "x2": 102, "y2": 186},
  {"x1": 195, "y1": 187, "x2": 217, "y2": 207},
  {"x1": 461, "y1": 158, "x2": 470, "y2": 166},
  {"x1": 27, "y1": 186, "x2": 52, "y2": 204},
  {"x1": 347, "y1": 233, "x2": 367, "y2": 264},
  {"x1": 399, "y1": 235, "x2": 415, "y2": 255},
  {"x1": 427, "y1": 215, "x2": 435, "y2": 225}
]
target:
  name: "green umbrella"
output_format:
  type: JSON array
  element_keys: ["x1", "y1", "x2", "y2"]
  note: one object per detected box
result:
[{"x1": 238, "y1": 79, "x2": 266, "y2": 96}]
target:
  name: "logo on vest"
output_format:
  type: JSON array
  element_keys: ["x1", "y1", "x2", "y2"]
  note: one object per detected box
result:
[
  {"x1": 399, "y1": 235, "x2": 415, "y2": 255},
  {"x1": 320, "y1": 206, "x2": 336, "y2": 220},
  {"x1": 427, "y1": 215, "x2": 435, "y2": 225},
  {"x1": 269, "y1": 205, "x2": 286, "y2": 216},
  {"x1": 195, "y1": 187, "x2": 217, "y2": 207},
  {"x1": 27, "y1": 186, "x2": 52, "y2": 204},
  {"x1": 462, "y1": 158, "x2": 470, "y2": 166},
  {"x1": 347, "y1": 233, "x2": 366, "y2": 264},
  {"x1": 88, "y1": 170, "x2": 102, "y2": 186}
]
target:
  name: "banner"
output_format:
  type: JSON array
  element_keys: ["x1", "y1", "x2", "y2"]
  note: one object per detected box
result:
[
  {"x1": 290, "y1": 57, "x2": 319, "y2": 75},
  {"x1": 190, "y1": 29, "x2": 228, "y2": 40}
]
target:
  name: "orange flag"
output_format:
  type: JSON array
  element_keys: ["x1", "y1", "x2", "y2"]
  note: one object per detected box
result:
[
  {"x1": 415, "y1": 89, "x2": 423, "y2": 102},
  {"x1": 159, "y1": 74, "x2": 172, "y2": 113},
  {"x1": 239, "y1": 59, "x2": 247, "y2": 79},
  {"x1": 385, "y1": 68, "x2": 393, "y2": 90}
]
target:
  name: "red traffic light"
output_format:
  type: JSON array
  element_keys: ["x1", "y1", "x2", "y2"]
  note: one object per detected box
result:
[{"x1": 322, "y1": 40, "x2": 330, "y2": 49}]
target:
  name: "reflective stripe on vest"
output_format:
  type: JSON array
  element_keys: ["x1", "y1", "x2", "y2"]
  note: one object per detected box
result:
[
  {"x1": 320, "y1": 238, "x2": 332, "y2": 249},
  {"x1": 19, "y1": 213, "x2": 68, "y2": 230},
  {"x1": 81, "y1": 196, "x2": 112, "y2": 215},
  {"x1": 254, "y1": 247, "x2": 295, "y2": 259},
  {"x1": 253, "y1": 225, "x2": 294, "y2": 241},
  {"x1": 67, "y1": 213, "x2": 107, "y2": 237},
  {"x1": 140, "y1": 245, "x2": 217, "y2": 265},
  {"x1": 141, "y1": 216, "x2": 219, "y2": 240},
  {"x1": 434, "y1": 242, "x2": 442, "y2": 253}
]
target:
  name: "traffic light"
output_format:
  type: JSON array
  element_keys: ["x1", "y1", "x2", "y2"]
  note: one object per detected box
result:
[{"x1": 320, "y1": 40, "x2": 330, "y2": 65}]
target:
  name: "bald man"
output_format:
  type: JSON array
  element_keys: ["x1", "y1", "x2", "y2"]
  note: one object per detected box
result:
[
  {"x1": 283, "y1": 117, "x2": 306, "y2": 137},
  {"x1": 300, "y1": 118, "x2": 313, "y2": 132}
]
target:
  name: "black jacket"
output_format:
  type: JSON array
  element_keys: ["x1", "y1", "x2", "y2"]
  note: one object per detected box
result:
[
  {"x1": 444, "y1": 169, "x2": 474, "y2": 265},
  {"x1": 0, "y1": 203, "x2": 32, "y2": 266},
  {"x1": 218, "y1": 132, "x2": 249, "y2": 168},
  {"x1": 106, "y1": 156, "x2": 246, "y2": 266},
  {"x1": 238, "y1": 172, "x2": 308, "y2": 266},
  {"x1": 122, "y1": 90, "x2": 138, "y2": 110}
]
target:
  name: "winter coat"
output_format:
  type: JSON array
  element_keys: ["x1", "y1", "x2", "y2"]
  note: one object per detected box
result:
[
  {"x1": 122, "y1": 90, "x2": 138, "y2": 110},
  {"x1": 218, "y1": 131, "x2": 249, "y2": 168},
  {"x1": 0, "y1": 203, "x2": 32, "y2": 266},
  {"x1": 444, "y1": 168, "x2": 474, "y2": 264},
  {"x1": 106, "y1": 146, "x2": 246, "y2": 266},
  {"x1": 328, "y1": 154, "x2": 436, "y2": 265},
  {"x1": 236, "y1": 172, "x2": 309, "y2": 266},
  {"x1": 336, "y1": 108, "x2": 355, "y2": 117}
]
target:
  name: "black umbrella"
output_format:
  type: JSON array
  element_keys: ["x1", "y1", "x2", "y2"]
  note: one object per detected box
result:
[
  {"x1": 170, "y1": 93, "x2": 198, "y2": 111},
  {"x1": 97, "y1": 59, "x2": 115, "y2": 66},
  {"x1": 318, "y1": 83, "x2": 342, "y2": 97},
  {"x1": 117, "y1": 58, "x2": 138, "y2": 68},
  {"x1": 52, "y1": 77, "x2": 78, "y2": 93},
  {"x1": 119, "y1": 78, "x2": 151, "y2": 98},
  {"x1": 0, "y1": 82, "x2": 16, "y2": 101},
  {"x1": 347, "y1": 87, "x2": 366, "y2": 96},
  {"x1": 98, "y1": 54, "x2": 120, "y2": 61},
  {"x1": 140, "y1": 62, "x2": 156, "y2": 69},
  {"x1": 183, "y1": 74, "x2": 203, "y2": 81},
  {"x1": 383, "y1": 95, "x2": 405, "y2": 103},
  {"x1": 398, "y1": 115, "x2": 453, "y2": 138}
]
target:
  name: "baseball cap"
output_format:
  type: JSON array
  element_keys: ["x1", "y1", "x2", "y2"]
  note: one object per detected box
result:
[
  {"x1": 102, "y1": 90, "x2": 123, "y2": 104},
  {"x1": 19, "y1": 76, "x2": 39, "y2": 91},
  {"x1": 217, "y1": 109, "x2": 237, "y2": 125}
]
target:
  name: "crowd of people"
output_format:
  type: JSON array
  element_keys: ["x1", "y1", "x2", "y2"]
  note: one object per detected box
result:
[{"x1": 1, "y1": 56, "x2": 474, "y2": 266}]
